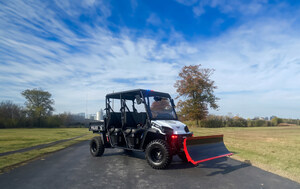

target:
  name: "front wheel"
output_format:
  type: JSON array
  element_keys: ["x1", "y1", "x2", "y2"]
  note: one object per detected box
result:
[
  {"x1": 145, "y1": 139, "x2": 172, "y2": 169},
  {"x1": 90, "y1": 136, "x2": 105, "y2": 157}
]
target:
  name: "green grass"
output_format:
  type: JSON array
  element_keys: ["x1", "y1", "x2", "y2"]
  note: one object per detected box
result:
[
  {"x1": 189, "y1": 126, "x2": 300, "y2": 183},
  {"x1": 0, "y1": 134, "x2": 94, "y2": 171},
  {"x1": 0, "y1": 128, "x2": 90, "y2": 154}
]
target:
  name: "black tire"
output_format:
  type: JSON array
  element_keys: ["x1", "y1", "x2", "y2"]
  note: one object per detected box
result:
[
  {"x1": 90, "y1": 136, "x2": 105, "y2": 157},
  {"x1": 178, "y1": 152, "x2": 188, "y2": 162},
  {"x1": 145, "y1": 139, "x2": 172, "y2": 169}
]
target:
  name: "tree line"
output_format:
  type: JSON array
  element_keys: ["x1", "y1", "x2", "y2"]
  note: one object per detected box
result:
[
  {"x1": 1, "y1": 64, "x2": 298, "y2": 128},
  {"x1": 174, "y1": 64, "x2": 299, "y2": 127},
  {"x1": 0, "y1": 89, "x2": 85, "y2": 128},
  {"x1": 182, "y1": 115, "x2": 300, "y2": 128}
]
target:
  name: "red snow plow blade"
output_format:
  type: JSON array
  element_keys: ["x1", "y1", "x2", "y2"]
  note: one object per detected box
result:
[{"x1": 183, "y1": 135, "x2": 233, "y2": 165}]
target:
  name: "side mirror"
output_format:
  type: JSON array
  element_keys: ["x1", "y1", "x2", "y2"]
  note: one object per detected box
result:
[{"x1": 135, "y1": 95, "x2": 144, "y2": 105}]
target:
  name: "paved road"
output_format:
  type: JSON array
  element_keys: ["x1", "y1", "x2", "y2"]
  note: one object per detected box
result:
[{"x1": 0, "y1": 140, "x2": 299, "y2": 189}]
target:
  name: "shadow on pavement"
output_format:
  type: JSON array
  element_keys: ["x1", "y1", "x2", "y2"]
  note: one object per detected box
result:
[
  {"x1": 102, "y1": 150, "x2": 249, "y2": 173},
  {"x1": 198, "y1": 157, "x2": 251, "y2": 176},
  {"x1": 168, "y1": 161, "x2": 195, "y2": 170}
]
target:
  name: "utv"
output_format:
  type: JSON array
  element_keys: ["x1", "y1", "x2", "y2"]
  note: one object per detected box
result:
[{"x1": 89, "y1": 89, "x2": 232, "y2": 169}]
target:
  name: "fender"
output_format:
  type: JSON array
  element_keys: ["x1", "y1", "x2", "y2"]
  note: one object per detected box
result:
[
  {"x1": 140, "y1": 128, "x2": 166, "y2": 150},
  {"x1": 98, "y1": 132, "x2": 111, "y2": 148}
]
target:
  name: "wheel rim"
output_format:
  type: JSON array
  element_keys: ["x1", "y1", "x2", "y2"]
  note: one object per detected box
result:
[
  {"x1": 150, "y1": 148, "x2": 163, "y2": 163},
  {"x1": 91, "y1": 142, "x2": 97, "y2": 153}
]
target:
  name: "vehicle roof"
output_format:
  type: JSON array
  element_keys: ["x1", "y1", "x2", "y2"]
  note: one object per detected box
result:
[{"x1": 106, "y1": 89, "x2": 171, "y2": 100}]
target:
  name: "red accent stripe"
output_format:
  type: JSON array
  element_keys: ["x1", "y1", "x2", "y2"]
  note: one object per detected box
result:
[
  {"x1": 192, "y1": 153, "x2": 233, "y2": 164},
  {"x1": 183, "y1": 137, "x2": 233, "y2": 165},
  {"x1": 183, "y1": 138, "x2": 193, "y2": 163}
]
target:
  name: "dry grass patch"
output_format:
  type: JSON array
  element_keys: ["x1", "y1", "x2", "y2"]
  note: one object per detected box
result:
[{"x1": 190, "y1": 126, "x2": 300, "y2": 183}]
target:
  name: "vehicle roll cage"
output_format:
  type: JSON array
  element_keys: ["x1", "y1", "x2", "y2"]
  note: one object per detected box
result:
[{"x1": 105, "y1": 89, "x2": 178, "y2": 130}]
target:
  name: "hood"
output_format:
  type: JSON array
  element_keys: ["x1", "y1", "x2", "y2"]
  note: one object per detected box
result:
[{"x1": 151, "y1": 120, "x2": 188, "y2": 134}]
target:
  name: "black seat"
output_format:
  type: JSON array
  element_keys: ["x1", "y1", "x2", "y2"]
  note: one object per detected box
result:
[
  {"x1": 124, "y1": 128, "x2": 145, "y2": 137},
  {"x1": 135, "y1": 113, "x2": 147, "y2": 126},
  {"x1": 124, "y1": 112, "x2": 147, "y2": 128},
  {"x1": 107, "y1": 112, "x2": 122, "y2": 134},
  {"x1": 124, "y1": 128, "x2": 145, "y2": 149},
  {"x1": 123, "y1": 112, "x2": 147, "y2": 140},
  {"x1": 109, "y1": 127, "x2": 121, "y2": 134},
  {"x1": 124, "y1": 112, "x2": 137, "y2": 128}
]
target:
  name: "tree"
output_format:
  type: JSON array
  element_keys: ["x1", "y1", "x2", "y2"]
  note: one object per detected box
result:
[
  {"x1": 21, "y1": 88, "x2": 54, "y2": 127},
  {"x1": 174, "y1": 64, "x2": 219, "y2": 125},
  {"x1": 271, "y1": 117, "x2": 283, "y2": 126},
  {"x1": 0, "y1": 101, "x2": 24, "y2": 120},
  {"x1": 150, "y1": 98, "x2": 170, "y2": 111},
  {"x1": 0, "y1": 101, "x2": 25, "y2": 128}
]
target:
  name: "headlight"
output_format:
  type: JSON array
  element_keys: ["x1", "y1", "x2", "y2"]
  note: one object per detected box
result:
[
  {"x1": 162, "y1": 126, "x2": 173, "y2": 135},
  {"x1": 151, "y1": 123, "x2": 173, "y2": 134},
  {"x1": 184, "y1": 126, "x2": 189, "y2": 132}
]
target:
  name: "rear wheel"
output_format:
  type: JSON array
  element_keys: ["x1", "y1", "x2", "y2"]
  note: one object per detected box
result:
[
  {"x1": 145, "y1": 139, "x2": 172, "y2": 169},
  {"x1": 90, "y1": 136, "x2": 105, "y2": 157}
]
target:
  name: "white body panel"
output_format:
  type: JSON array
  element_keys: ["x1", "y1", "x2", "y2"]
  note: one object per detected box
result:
[{"x1": 151, "y1": 120, "x2": 188, "y2": 135}]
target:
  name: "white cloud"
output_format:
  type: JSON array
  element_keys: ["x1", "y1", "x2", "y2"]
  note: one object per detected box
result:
[
  {"x1": 175, "y1": 0, "x2": 198, "y2": 6},
  {"x1": 177, "y1": 0, "x2": 268, "y2": 17},
  {"x1": 0, "y1": 1, "x2": 187, "y2": 114},
  {"x1": 146, "y1": 13, "x2": 162, "y2": 26},
  {"x1": 1, "y1": 0, "x2": 300, "y2": 119},
  {"x1": 183, "y1": 18, "x2": 300, "y2": 118}
]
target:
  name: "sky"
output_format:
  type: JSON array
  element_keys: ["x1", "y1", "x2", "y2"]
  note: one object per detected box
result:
[{"x1": 1, "y1": 0, "x2": 300, "y2": 119}]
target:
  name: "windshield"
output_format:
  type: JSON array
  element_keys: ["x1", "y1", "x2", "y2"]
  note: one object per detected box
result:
[{"x1": 149, "y1": 96, "x2": 176, "y2": 120}]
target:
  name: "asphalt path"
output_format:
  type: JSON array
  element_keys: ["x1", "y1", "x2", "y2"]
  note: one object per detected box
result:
[{"x1": 0, "y1": 140, "x2": 299, "y2": 189}]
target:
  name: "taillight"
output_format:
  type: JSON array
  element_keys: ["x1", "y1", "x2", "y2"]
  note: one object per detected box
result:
[{"x1": 171, "y1": 135, "x2": 178, "y2": 139}]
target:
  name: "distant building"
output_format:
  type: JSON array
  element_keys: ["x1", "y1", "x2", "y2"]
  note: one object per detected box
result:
[
  {"x1": 253, "y1": 116, "x2": 269, "y2": 121},
  {"x1": 96, "y1": 109, "x2": 104, "y2": 121},
  {"x1": 72, "y1": 113, "x2": 85, "y2": 123},
  {"x1": 270, "y1": 116, "x2": 276, "y2": 120},
  {"x1": 77, "y1": 113, "x2": 85, "y2": 118},
  {"x1": 87, "y1": 114, "x2": 96, "y2": 120}
]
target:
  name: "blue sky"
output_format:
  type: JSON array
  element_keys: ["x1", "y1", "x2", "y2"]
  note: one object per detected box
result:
[{"x1": 1, "y1": 0, "x2": 300, "y2": 118}]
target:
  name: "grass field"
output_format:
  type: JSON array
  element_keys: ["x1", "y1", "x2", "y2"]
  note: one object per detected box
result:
[
  {"x1": 0, "y1": 128, "x2": 90, "y2": 153},
  {"x1": 0, "y1": 128, "x2": 94, "y2": 171},
  {"x1": 190, "y1": 126, "x2": 300, "y2": 183},
  {"x1": 0, "y1": 134, "x2": 93, "y2": 171},
  {"x1": 0, "y1": 127, "x2": 299, "y2": 183}
]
